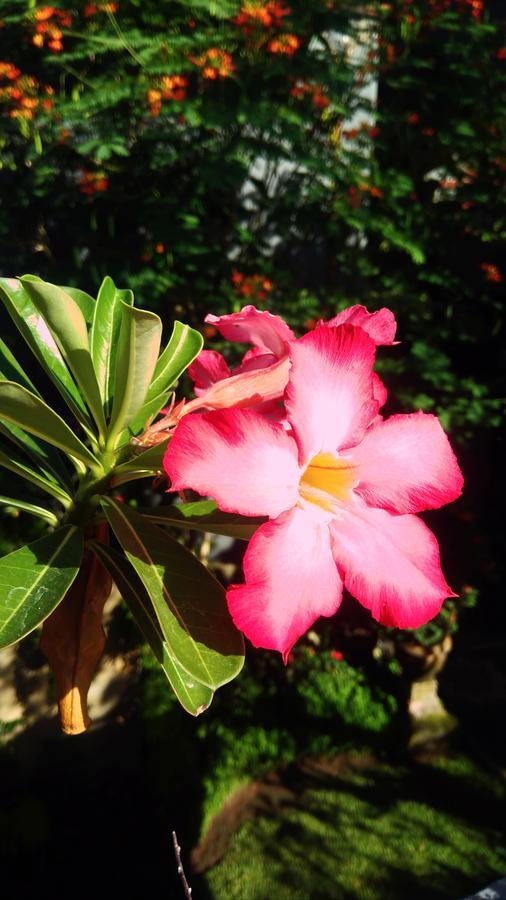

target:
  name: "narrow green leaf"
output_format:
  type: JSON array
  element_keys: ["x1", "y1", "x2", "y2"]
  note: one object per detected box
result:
[
  {"x1": 102, "y1": 498, "x2": 244, "y2": 689},
  {"x1": 0, "y1": 277, "x2": 93, "y2": 432},
  {"x1": 21, "y1": 277, "x2": 106, "y2": 438},
  {"x1": 0, "y1": 495, "x2": 59, "y2": 526},
  {"x1": 141, "y1": 500, "x2": 264, "y2": 540},
  {"x1": 0, "y1": 381, "x2": 99, "y2": 469},
  {"x1": 61, "y1": 286, "x2": 96, "y2": 324},
  {"x1": 125, "y1": 390, "x2": 171, "y2": 438},
  {"x1": 146, "y1": 321, "x2": 203, "y2": 401},
  {"x1": 0, "y1": 446, "x2": 71, "y2": 506},
  {"x1": 90, "y1": 276, "x2": 134, "y2": 414},
  {"x1": 0, "y1": 525, "x2": 83, "y2": 650},
  {"x1": 0, "y1": 336, "x2": 39, "y2": 395},
  {"x1": 90, "y1": 541, "x2": 213, "y2": 715},
  {"x1": 108, "y1": 304, "x2": 162, "y2": 445},
  {"x1": 0, "y1": 421, "x2": 73, "y2": 492}
]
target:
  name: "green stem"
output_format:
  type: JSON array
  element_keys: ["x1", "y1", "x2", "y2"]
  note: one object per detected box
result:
[{"x1": 64, "y1": 449, "x2": 118, "y2": 528}]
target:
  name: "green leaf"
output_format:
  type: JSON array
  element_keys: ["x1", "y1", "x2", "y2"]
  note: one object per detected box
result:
[
  {"x1": 0, "y1": 338, "x2": 73, "y2": 492},
  {"x1": 107, "y1": 304, "x2": 162, "y2": 446},
  {"x1": 0, "y1": 277, "x2": 93, "y2": 433},
  {"x1": 125, "y1": 390, "x2": 171, "y2": 438},
  {"x1": 0, "y1": 381, "x2": 99, "y2": 469},
  {"x1": 0, "y1": 446, "x2": 71, "y2": 506},
  {"x1": 0, "y1": 421, "x2": 72, "y2": 492},
  {"x1": 112, "y1": 437, "x2": 169, "y2": 484},
  {"x1": 141, "y1": 500, "x2": 264, "y2": 540},
  {"x1": 0, "y1": 336, "x2": 39, "y2": 395},
  {"x1": 90, "y1": 541, "x2": 213, "y2": 715},
  {"x1": 146, "y1": 321, "x2": 203, "y2": 401},
  {"x1": 102, "y1": 498, "x2": 244, "y2": 689},
  {"x1": 0, "y1": 495, "x2": 59, "y2": 526},
  {"x1": 21, "y1": 277, "x2": 106, "y2": 439},
  {"x1": 0, "y1": 525, "x2": 83, "y2": 650},
  {"x1": 60, "y1": 286, "x2": 96, "y2": 324},
  {"x1": 90, "y1": 276, "x2": 134, "y2": 414}
]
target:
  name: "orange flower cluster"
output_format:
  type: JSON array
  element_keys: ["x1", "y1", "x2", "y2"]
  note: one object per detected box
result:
[
  {"x1": 231, "y1": 270, "x2": 273, "y2": 300},
  {"x1": 480, "y1": 263, "x2": 502, "y2": 283},
  {"x1": 267, "y1": 33, "x2": 300, "y2": 54},
  {"x1": 358, "y1": 181, "x2": 384, "y2": 198},
  {"x1": 147, "y1": 75, "x2": 188, "y2": 116},
  {"x1": 342, "y1": 122, "x2": 380, "y2": 140},
  {"x1": 78, "y1": 171, "x2": 109, "y2": 195},
  {"x1": 234, "y1": 2, "x2": 291, "y2": 30},
  {"x1": 0, "y1": 63, "x2": 54, "y2": 119},
  {"x1": 84, "y1": 3, "x2": 118, "y2": 16},
  {"x1": 290, "y1": 79, "x2": 329, "y2": 109},
  {"x1": 399, "y1": 0, "x2": 483, "y2": 21},
  {"x1": 191, "y1": 48, "x2": 234, "y2": 79},
  {"x1": 31, "y1": 7, "x2": 72, "y2": 53}
]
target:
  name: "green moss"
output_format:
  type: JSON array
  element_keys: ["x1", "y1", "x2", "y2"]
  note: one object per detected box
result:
[{"x1": 205, "y1": 753, "x2": 506, "y2": 900}]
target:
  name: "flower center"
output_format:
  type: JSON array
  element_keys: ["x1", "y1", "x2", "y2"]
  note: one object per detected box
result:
[{"x1": 299, "y1": 452, "x2": 358, "y2": 512}]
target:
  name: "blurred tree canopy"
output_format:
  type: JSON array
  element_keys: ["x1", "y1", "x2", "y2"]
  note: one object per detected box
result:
[{"x1": 0, "y1": 0, "x2": 504, "y2": 438}]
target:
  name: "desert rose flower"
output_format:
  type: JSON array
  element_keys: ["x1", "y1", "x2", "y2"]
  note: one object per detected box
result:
[
  {"x1": 164, "y1": 323, "x2": 463, "y2": 660},
  {"x1": 187, "y1": 303, "x2": 395, "y2": 414}
]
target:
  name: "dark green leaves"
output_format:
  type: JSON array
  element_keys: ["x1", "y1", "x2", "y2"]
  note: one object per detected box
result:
[
  {"x1": 0, "y1": 381, "x2": 99, "y2": 469},
  {"x1": 142, "y1": 500, "x2": 264, "y2": 540},
  {"x1": 0, "y1": 526, "x2": 83, "y2": 650},
  {"x1": 0, "y1": 278, "x2": 93, "y2": 432},
  {"x1": 102, "y1": 498, "x2": 244, "y2": 690},
  {"x1": 90, "y1": 541, "x2": 214, "y2": 715}
]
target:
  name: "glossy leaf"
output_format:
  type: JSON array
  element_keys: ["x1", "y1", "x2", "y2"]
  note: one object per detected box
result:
[
  {"x1": 0, "y1": 381, "x2": 99, "y2": 469},
  {"x1": 0, "y1": 446, "x2": 71, "y2": 506},
  {"x1": 61, "y1": 286, "x2": 96, "y2": 324},
  {"x1": 102, "y1": 498, "x2": 244, "y2": 689},
  {"x1": 90, "y1": 541, "x2": 213, "y2": 715},
  {"x1": 146, "y1": 321, "x2": 203, "y2": 401},
  {"x1": 0, "y1": 495, "x2": 59, "y2": 526},
  {"x1": 108, "y1": 304, "x2": 162, "y2": 445},
  {"x1": 141, "y1": 500, "x2": 265, "y2": 540},
  {"x1": 124, "y1": 390, "x2": 171, "y2": 438},
  {"x1": 0, "y1": 277, "x2": 92, "y2": 431},
  {"x1": 0, "y1": 525, "x2": 83, "y2": 650},
  {"x1": 21, "y1": 277, "x2": 106, "y2": 438},
  {"x1": 90, "y1": 276, "x2": 134, "y2": 414}
]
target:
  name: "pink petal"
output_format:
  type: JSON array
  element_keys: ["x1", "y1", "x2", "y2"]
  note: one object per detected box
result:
[
  {"x1": 188, "y1": 350, "x2": 231, "y2": 395},
  {"x1": 327, "y1": 305, "x2": 397, "y2": 345},
  {"x1": 330, "y1": 502, "x2": 456, "y2": 628},
  {"x1": 164, "y1": 407, "x2": 300, "y2": 517},
  {"x1": 349, "y1": 412, "x2": 464, "y2": 514},
  {"x1": 228, "y1": 507, "x2": 343, "y2": 659},
  {"x1": 205, "y1": 305, "x2": 295, "y2": 357},
  {"x1": 372, "y1": 372, "x2": 388, "y2": 408},
  {"x1": 181, "y1": 355, "x2": 290, "y2": 416},
  {"x1": 285, "y1": 324, "x2": 378, "y2": 464},
  {"x1": 234, "y1": 347, "x2": 278, "y2": 375}
]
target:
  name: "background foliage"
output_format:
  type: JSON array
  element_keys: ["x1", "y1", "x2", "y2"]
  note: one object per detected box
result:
[{"x1": 0, "y1": 0, "x2": 505, "y2": 797}]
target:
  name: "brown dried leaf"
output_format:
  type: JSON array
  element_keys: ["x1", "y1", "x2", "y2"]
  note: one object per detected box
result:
[{"x1": 40, "y1": 522, "x2": 112, "y2": 734}]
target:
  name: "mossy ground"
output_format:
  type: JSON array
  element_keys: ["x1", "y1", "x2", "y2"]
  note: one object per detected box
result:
[{"x1": 203, "y1": 752, "x2": 505, "y2": 900}]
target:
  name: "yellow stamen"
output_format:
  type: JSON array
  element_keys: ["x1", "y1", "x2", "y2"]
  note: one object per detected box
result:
[{"x1": 299, "y1": 452, "x2": 357, "y2": 511}]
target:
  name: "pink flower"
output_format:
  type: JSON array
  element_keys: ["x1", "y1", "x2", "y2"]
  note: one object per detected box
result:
[
  {"x1": 164, "y1": 323, "x2": 463, "y2": 660},
  {"x1": 185, "y1": 303, "x2": 395, "y2": 416}
]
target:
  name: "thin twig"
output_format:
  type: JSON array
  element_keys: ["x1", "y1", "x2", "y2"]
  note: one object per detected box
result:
[{"x1": 172, "y1": 830, "x2": 193, "y2": 899}]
